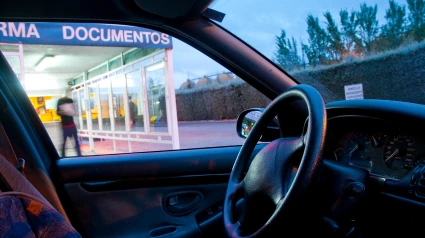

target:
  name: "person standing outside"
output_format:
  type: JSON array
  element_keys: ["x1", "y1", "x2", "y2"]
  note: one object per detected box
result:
[
  {"x1": 57, "y1": 90, "x2": 82, "y2": 157},
  {"x1": 129, "y1": 96, "x2": 138, "y2": 129}
]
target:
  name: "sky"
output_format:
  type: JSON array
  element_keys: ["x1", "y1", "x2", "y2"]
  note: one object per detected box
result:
[{"x1": 171, "y1": 0, "x2": 392, "y2": 88}]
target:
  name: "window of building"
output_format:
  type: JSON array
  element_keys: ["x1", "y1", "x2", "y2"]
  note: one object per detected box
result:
[{"x1": 0, "y1": 22, "x2": 270, "y2": 157}]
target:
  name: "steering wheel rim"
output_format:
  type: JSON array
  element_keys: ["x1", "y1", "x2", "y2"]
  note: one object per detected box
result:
[{"x1": 223, "y1": 84, "x2": 327, "y2": 237}]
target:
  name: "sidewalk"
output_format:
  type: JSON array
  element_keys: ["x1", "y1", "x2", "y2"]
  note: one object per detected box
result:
[{"x1": 45, "y1": 120, "x2": 245, "y2": 157}]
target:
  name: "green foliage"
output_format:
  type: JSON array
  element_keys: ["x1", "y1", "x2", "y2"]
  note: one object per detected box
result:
[
  {"x1": 356, "y1": 3, "x2": 380, "y2": 54},
  {"x1": 274, "y1": 0, "x2": 425, "y2": 69},
  {"x1": 273, "y1": 30, "x2": 301, "y2": 71},
  {"x1": 381, "y1": 0, "x2": 407, "y2": 49},
  {"x1": 340, "y1": 9, "x2": 361, "y2": 54},
  {"x1": 354, "y1": 3, "x2": 379, "y2": 55},
  {"x1": 303, "y1": 15, "x2": 329, "y2": 66},
  {"x1": 407, "y1": 0, "x2": 425, "y2": 41},
  {"x1": 324, "y1": 11, "x2": 346, "y2": 62}
]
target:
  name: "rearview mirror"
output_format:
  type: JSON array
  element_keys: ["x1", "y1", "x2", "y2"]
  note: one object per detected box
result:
[{"x1": 236, "y1": 108, "x2": 280, "y2": 142}]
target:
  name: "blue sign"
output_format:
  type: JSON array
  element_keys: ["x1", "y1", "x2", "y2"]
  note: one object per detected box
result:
[{"x1": 0, "y1": 22, "x2": 172, "y2": 49}]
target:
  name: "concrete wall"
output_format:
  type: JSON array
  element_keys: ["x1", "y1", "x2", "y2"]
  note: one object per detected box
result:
[
  {"x1": 175, "y1": 43, "x2": 425, "y2": 121},
  {"x1": 293, "y1": 43, "x2": 425, "y2": 104},
  {"x1": 175, "y1": 81, "x2": 271, "y2": 121}
]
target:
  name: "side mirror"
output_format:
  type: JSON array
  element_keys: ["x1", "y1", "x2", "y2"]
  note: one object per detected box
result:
[{"x1": 236, "y1": 108, "x2": 280, "y2": 142}]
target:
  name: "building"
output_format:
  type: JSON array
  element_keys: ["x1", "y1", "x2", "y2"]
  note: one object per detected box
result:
[{"x1": 0, "y1": 22, "x2": 180, "y2": 154}]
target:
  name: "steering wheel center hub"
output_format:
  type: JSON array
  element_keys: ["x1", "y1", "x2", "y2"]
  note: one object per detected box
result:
[{"x1": 244, "y1": 138, "x2": 304, "y2": 204}]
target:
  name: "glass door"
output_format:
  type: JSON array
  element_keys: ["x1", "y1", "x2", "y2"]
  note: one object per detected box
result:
[
  {"x1": 145, "y1": 61, "x2": 168, "y2": 134},
  {"x1": 126, "y1": 69, "x2": 144, "y2": 132},
  {"x1": 111, "y1": 75, "x2": 127, "y2": 131},
  {"x1": 72, "y1": 90, "x2": 80, "y2": 129},
  {"x1": 88, "y1": 82, "x2": 100, "y2": 131},
  {"x1": 99, "y1": 78, "x2": 112, "y2": 131},
  {"x1": 78, "y1": 87, "x2": 87, "y2": 130}
]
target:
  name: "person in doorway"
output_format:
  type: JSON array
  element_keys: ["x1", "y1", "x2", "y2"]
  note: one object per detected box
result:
[
  {"x1": 129, "y1": 96, "x2": 138, "y2": 128},
  {"x1": 57, "y1": 89, "x2": 82, "y2": 157}
]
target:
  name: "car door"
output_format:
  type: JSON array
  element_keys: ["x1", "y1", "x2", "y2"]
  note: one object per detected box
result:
[
  {"x1": 57, "y1": 145, "x2": 267, "y2": 238},
  {"x1": 0, "y1": 21, "x2": 280, "y2": 237}
]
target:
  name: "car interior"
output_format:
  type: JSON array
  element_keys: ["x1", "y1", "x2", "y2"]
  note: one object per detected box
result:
[{"x1": 1, "y1": 0, "x2": 425, "y2": 237}]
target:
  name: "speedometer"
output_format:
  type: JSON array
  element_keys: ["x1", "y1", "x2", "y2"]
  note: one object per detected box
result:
[
  {"x1": 347, "y1": 132, "x2": 371, "y2": 160},
  {"x1": 384, "y1": 134, "x2": 416, "y2": 170},
  {"x1": 347, "y1": 132, "x2": 372, "y2": 169}
]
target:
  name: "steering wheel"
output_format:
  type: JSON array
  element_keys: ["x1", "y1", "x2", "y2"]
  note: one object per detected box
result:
[{"x1": 223, "y1": 85, "x2": 327, "y2": 237}]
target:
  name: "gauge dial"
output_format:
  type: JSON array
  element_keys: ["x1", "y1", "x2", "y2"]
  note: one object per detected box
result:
[
  {"x1": 347, "y1": 132, "x2": 372, "y2": 169},
  {"x1": 384, "y1": 134, "x2": 416, "y2": 169},
  {"x1": 333, "y1": 147, "x2": 345, "y2": 161},
  {"x1": 371, "y1": 132, "x2": 387, "y2": 147}
]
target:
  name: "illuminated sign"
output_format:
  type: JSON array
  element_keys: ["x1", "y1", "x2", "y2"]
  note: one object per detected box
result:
[{"x1": 0, "y1": 22, "x2": 172, "y2": 49}]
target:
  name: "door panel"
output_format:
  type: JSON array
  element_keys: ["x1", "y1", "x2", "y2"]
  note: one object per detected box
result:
[
  {"x1": 58, "y1": 144, "x2": 267, "y2": 237},
  {"x1": 64, "y1": 183, "x2": 226, "y2": 238}
]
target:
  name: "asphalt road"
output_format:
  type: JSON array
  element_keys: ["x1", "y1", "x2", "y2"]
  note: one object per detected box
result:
[
  {"x1": 178, "y1": 121, "x2": 245, "y2": 148},
  {"x1": 45, "y1": 120, "x2": 246, "y2": 157}
]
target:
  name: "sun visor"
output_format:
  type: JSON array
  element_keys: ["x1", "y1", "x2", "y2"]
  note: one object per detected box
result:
[{"x1": 134, "y1": 0, "x2": 213, "y2": 19}]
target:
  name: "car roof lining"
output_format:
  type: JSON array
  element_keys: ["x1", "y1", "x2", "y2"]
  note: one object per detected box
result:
[
  {"x1": 134, "y1": 0, "x2": 198, "y2": 18},
  {"x1": 134, "y1": 0, "x2": 213, "y2": 19},
  {"x1": 0, "y1": 0, "x2": 214, "y2": 23}
]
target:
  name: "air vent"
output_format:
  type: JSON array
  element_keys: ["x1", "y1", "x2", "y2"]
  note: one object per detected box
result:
[
  {"x1": 415, "y1": 165, "x2": 425, "y2": 196},
  {"x1": 411, "y1": 165, "x2": 423, "y2": 185}
]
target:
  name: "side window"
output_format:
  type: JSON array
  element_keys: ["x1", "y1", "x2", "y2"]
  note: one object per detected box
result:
[{"x1": 0, "y1": 22, "x2": 270, "y2": 157}]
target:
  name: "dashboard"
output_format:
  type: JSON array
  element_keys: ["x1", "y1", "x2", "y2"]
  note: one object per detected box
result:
[
  {"x1": 310, "y1": 100, "x2": 425, "y2": 237},
  {"x1": 324, "y1": 116, "x2": 425, "y2": 180}
]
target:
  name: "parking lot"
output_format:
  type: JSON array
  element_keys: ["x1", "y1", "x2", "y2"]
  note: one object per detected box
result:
[{"x1": 44, "y1": 120, "x2": 246, "y2": 157}]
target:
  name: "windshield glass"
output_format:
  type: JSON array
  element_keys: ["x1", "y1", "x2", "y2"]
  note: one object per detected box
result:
[{"x1": 211, "y1": 0, "x2": 425, "y2": 103}]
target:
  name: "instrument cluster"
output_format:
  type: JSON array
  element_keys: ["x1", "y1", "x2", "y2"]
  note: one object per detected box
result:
[{"x1": 325, "y1": 117, "x2": 425, "y2": 180}]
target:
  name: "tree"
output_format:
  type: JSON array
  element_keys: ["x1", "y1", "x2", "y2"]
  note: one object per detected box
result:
[
  {"x1": 300, "y1": 40, "x2": 308, "y2": 69},
  {"x1": 381, "y1": 0, "x2": 407, "y2": 49},
  {"x1": 340, "y1": 9, "x2": 362, "y2": 55},
  {"x1": 302, "y1": 43, "x2": 315, "y2": 67},
  {"x1": 287, "y1": 37, "x2": 301, "y2": 70},
  {"x1": 304, "y1": 14, "x2": 329, "y2": 66},
  {"x1": 274, "y1": 0, "x2": 424, "y2": 69},
  {"x1": 356, "y1": 3, "x2": 380, "y2": 54},
  {"x1": 273, "y1": 29, "x2": 301, "y2": 71},
  {"x1": 407, "y1": 0, "x2": 425, "y2": 41},
  {"x1": 323, "y1": 11, "x2": 346, "y2": 62}
]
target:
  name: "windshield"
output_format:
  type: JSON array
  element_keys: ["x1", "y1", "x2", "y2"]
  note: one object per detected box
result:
[{"x1": 211, "y1": 0, "x2": 425, "y2": 103}]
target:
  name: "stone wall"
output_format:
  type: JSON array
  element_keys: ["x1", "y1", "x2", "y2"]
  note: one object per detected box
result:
[
  {"x1": 293, "y1": 43, "x2": 425, "y2": 104},
  {"x1": 175, "y1": 43, "x2": 425, "y2": 121},
  {"x1": 175, "y1": 81, "x2": 271, "y2": 121}
]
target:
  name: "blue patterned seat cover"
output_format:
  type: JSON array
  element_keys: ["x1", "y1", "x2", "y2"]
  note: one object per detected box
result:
[{"x1": 0, "y1": 193, "x2": 81, "y2": 238}]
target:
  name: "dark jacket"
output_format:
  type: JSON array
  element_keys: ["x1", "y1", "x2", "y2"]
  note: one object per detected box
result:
[{"x1": 57, "y1": 97, "x2": 76, "y2": 127}]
